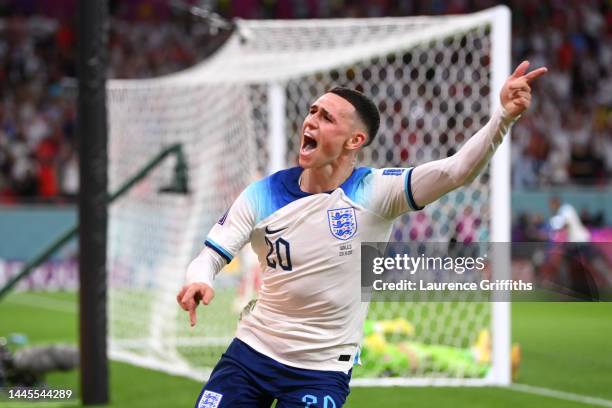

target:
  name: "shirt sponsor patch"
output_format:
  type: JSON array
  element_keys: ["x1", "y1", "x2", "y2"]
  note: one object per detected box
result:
[
  {"x1": 382, "y1": 168, "x2": 406, "y2": 176},
  {"x1": 198, "y1": 390, "x2": 223, "y2": 408}
]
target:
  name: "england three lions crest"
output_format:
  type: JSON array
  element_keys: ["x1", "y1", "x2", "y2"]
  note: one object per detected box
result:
[{"x1": 327, "y1": 207, "x2": 357, "y2": 240}]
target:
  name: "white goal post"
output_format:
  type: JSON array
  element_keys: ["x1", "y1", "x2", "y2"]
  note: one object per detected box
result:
[{"x1": 106, "y1": 5, "x2": 511, "y2": 386}]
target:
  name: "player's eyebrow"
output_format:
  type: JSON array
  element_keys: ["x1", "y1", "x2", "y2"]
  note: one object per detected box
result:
[{"x1": 309, "y1": 104, "x2": 336, "y2": 122}]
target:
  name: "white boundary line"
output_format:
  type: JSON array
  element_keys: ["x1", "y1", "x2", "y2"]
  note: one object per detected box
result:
[
  {"x1": 351, "y1": 378, "x2": 494, "y2": 387},
  {"x1": 510, "y1": 384, "x2": 612, "y2": 408}
]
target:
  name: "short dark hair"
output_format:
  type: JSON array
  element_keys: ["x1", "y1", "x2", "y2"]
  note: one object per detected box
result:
[{"x1": 328, "y1": 86, "x2": 380, "y2": 147}]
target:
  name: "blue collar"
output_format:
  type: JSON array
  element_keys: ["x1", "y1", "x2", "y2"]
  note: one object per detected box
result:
[{"x1": 280, "y1": 166, "x2": 370, "y2": 198}]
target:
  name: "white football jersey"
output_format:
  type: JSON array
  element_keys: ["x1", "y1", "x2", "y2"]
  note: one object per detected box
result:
[{"x1": 202, "y1": 166, "x2": 421, "y2": 372}]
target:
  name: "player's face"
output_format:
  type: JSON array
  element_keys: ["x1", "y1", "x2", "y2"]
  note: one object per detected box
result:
[{"x1": 299, "y1": 93, "x2": 359, "y2": 169}]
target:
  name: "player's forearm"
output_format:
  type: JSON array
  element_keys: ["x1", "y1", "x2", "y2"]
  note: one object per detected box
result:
[
  {"x1": 411, "y1": 107, "x2": 516, "y2": 207},
  {"x1": 185, "y1": 247, "x2": 225, "y2": 287},
  {"x1": 444, "y1": 107, "x2": 516, "y2": 185}
]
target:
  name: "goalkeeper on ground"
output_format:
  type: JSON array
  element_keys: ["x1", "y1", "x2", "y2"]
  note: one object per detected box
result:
[{"x1": 178, "y1": 61, "x2": 546, "y2": 408}]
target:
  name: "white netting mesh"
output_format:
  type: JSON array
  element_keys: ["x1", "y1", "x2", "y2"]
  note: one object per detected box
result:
[
  {"x1": 107, "y1": 7, "x2": 509, "y2": 384},
  {"x1": 107, "y1": 85, "x2": 258, "y2": 376}
]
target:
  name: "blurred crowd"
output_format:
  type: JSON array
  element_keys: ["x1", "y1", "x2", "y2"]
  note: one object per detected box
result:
[
  {"x1": 0, "y1": 0, "x2": 610, "y2": 202},
  {"x1": 0, "y1": 0, "x2": 225, "y2": 203},
  {"x1": 0, "y1": 14, "x2": 76, "y2": 203},
  {"x1": 506, "y1": 1, "x2": 611, "y2": 188}
]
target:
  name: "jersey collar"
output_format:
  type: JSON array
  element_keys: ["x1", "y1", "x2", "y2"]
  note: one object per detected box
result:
[{"x1": 282, "y1": 166, "x2": 367, "y2": 198}]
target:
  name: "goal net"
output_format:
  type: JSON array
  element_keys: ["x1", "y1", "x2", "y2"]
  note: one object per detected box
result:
[{"x1": 106, "y1": 6, "x2": 511, "y2": 386}]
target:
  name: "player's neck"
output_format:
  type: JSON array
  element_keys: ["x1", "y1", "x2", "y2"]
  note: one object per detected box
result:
[{"x1": 299, "y1": 162, "x2": 355, "y2": 194}]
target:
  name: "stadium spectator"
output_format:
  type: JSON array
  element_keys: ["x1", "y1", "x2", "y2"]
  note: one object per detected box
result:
[{"x1": 0, "y1": 0, "x2": 609, "y2": 201}]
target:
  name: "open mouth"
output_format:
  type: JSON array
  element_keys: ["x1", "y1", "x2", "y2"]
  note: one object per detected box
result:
[{"x1": 301, "y1": 133, "x2": 318, "y2": 154}]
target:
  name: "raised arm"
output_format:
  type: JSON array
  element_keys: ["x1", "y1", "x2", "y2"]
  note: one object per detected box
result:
[{"x1": 411, "y1": 61, "x2": 547, "y2": 208}]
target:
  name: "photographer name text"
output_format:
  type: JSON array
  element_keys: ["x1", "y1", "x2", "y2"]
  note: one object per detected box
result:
[{"x1": 372, "y1": 279, "x2": 533, "y2": 291}]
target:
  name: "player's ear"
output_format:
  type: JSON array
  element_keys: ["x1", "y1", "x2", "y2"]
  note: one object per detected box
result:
[{"x1": 345, "y1": 130, "x2": 367, "y2": 151}]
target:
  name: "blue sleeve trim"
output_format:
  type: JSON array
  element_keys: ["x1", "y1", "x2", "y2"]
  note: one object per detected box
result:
[
  {"x1": 405, "y1": 167, "x2": 424, "y2": 211},
  {"x1": 204, "y1": 239, "x2": 232, "y2": 264}
]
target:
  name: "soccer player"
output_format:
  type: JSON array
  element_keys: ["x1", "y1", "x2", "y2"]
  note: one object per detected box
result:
[{"x1": 178, "y1": 60, "x2": 547, "y2": 407}]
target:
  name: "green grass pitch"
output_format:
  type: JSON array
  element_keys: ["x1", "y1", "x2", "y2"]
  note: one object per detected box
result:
[{"x1": 0, "y1": 291, "x2": 611, "y2": 407}]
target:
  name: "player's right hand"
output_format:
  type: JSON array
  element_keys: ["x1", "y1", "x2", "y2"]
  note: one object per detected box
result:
[{"x1": 176, "y1": 283, "x2": 215, "y2": 327}]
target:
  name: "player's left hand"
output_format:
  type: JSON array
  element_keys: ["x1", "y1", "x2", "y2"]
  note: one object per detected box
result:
[{"x1": 500, "y1": 60, "x2": 547, "y2": 118}]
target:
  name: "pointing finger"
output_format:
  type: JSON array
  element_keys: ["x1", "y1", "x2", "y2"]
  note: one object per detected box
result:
[
  {"x1": 189, "y1": 306, "x2": 197, "y2": 327},
  {"x1": 524, "y1": 66, "x2": 548, "y2": 83},
  {"x1": 511, "y1": 60, "x2": 530, "y2": 78}
]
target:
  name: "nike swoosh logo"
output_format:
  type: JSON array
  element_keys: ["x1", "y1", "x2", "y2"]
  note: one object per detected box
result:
[{"x1": 265, "y1": 226, "x2": 287, "y2": 234}]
